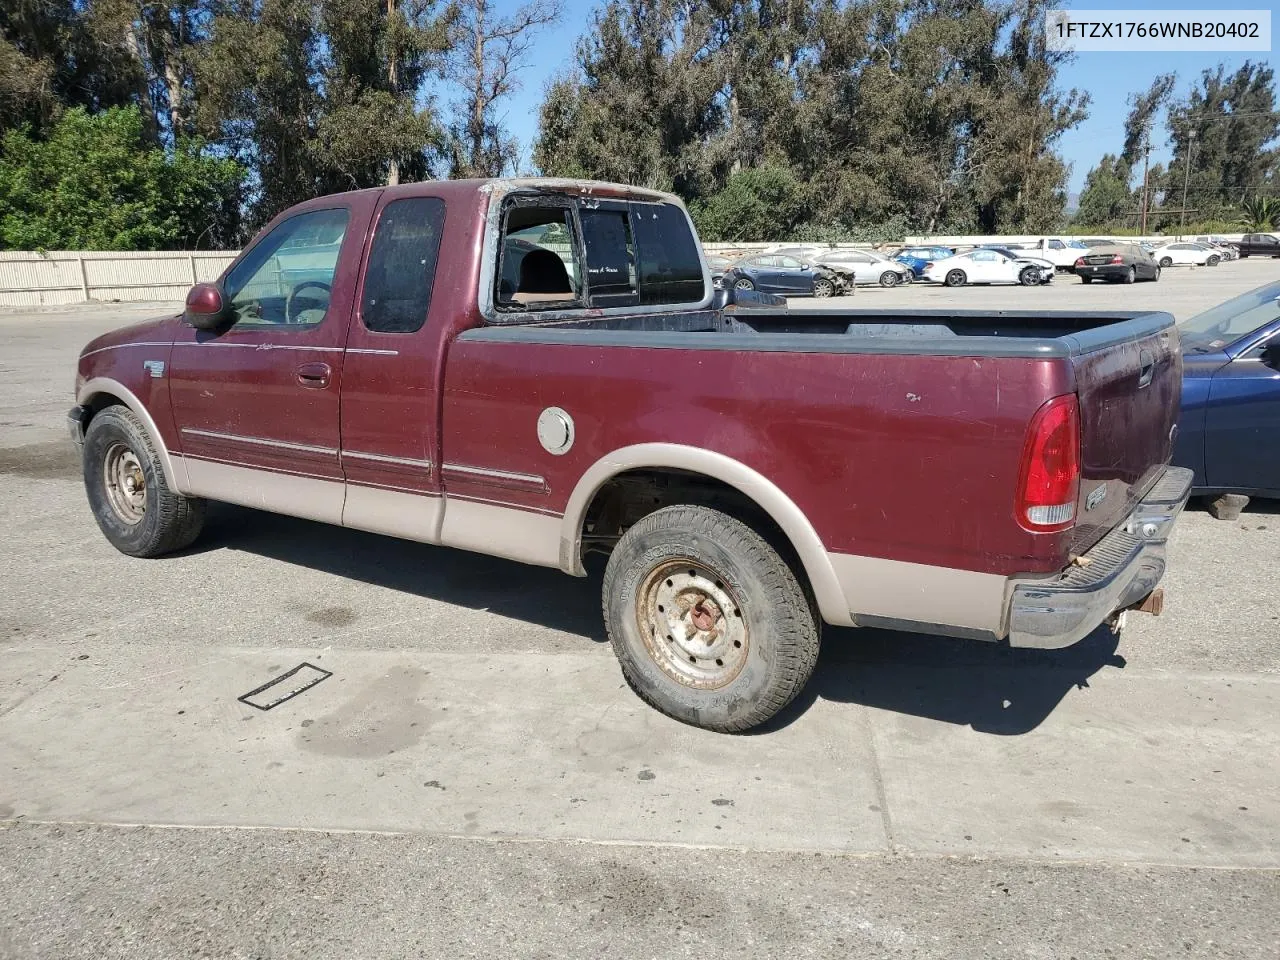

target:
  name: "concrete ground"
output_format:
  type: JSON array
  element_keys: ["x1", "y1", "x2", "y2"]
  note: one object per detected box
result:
[{"x1": 1, "y1": 260, "x2": 1278, "y2": 958}]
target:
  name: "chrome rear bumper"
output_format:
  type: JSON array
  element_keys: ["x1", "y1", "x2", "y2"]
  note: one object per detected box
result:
[{"x1": 1007, "y1": 466, "x2": 1194, "y2": 649}]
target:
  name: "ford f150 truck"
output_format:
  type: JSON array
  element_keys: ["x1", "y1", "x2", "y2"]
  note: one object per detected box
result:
[{"x1": 70, "y1": 178, "x2": 1193, "y2": 732}]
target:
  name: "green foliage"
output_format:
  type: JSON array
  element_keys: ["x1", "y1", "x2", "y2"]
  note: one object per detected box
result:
[
  {"x1": 537, "y1": 0, "x2": 1089, "y2": 237},
  {"x1": 1163, "y1": 62, "x2": 1280, "y2": 223},
  {"x1": 1072, "y1": 155, "x2": 1134, "y2": 229},
  {"x1": 1237, "y1": 196, "x2": 1280, "y2": 231},
  {"x1": 0, "y1": 106, "x2": 243, "y2": 250},
  {"x1": 690, "y1": 166, "x2": 804, "y2": 242}
]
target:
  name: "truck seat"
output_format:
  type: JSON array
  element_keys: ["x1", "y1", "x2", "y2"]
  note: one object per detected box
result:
[{"x1": 512, "y1": 249, "x2": 573, "y2": 305}]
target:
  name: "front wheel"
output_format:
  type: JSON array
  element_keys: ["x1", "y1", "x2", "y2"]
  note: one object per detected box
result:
[
  {"x1": 812, "y1": 277, "x2": 834, "y2": 298},
  {"x1": 1151, "y1": 266, "x2": 1161, "y2": 281},
  {"x1": 83, "y1": 406, "x2": 206, "y2": 557},
  {"x1": 602, "y1": 505, "x2": 821, "y2": 733},
  {"x1": 1019, "y1": 267, "x2": 1039, "y2": 287},
  {"x1": 1207, "y1": 255, "x2": 1220, "y2": 266},
  {"x1": 878, "y1": 270, "x2": 900, "y2": 288},
  {"x1": 944, "y1": 269, "x2": 966, "y2": 287}
]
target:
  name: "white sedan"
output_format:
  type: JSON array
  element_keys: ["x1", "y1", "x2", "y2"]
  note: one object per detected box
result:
[
  {"x1": 1150, "y1": 242, "x2": 1223, "y2": 267},
  {"x1": 809, "y1": 249, "x2": 912, "y2": 287},
  {"x1": 922, "y1": 249, "x2": 1048, "y2": 287}
]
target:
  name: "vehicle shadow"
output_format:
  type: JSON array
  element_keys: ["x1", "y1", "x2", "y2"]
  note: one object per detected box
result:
[
  {"x1": 763, "y1": 624, "x2": 1126, "y2": 736},
  {"x1": 195, "y1": 504, "x2": 607, "y2": 642},
  {"x1": 196, "y1": 503, "x2": 1126, "y2": 736}
]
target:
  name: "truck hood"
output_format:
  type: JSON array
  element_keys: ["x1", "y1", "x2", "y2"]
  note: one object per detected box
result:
[{"x1": 80, "y1": 313, "x2": 181, "y2": 359}]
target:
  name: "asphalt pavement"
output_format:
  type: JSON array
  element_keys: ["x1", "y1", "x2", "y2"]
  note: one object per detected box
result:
[{"x1": 1, "y1": 260, "x2": 1278, "y2": 959}]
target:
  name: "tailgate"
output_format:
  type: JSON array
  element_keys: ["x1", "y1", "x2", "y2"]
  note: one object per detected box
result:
[{"x1": 1070, "y1": 323, "x2": 1182, "y2": 555}]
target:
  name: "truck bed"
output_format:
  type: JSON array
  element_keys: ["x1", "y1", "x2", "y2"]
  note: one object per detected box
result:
[
  {"x1": 485, "y1": 307, "x2": 1174, "y2": 359},
  {"x1": 458, "y1": 306, "x2": 1181, "y2": 577}
]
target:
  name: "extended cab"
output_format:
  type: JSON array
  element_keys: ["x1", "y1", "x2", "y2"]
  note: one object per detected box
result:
[
  {"x1": 70, "y1": 178, "x2": 1193, "y2": 732},
  {"x1": 1237, "y1": 233, "x2": 1280, "y2": 258}
]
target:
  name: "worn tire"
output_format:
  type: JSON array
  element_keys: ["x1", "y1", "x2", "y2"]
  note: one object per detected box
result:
[
  {"x1": 602, "y1": 505, "x2": 821, "y2": 733},
  {"x1": 944, "y1": 269, "x2": 966, "y2": 287},
  {"x1": 83, "y1": 405, "x2": 206, "y2": 557}
]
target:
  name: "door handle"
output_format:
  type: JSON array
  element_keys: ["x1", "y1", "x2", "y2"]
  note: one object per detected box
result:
[{"x1": 296, "y1": 362, "x2": 332, "y2": 388}]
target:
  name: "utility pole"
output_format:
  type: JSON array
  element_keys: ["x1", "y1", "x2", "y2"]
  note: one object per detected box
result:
[
  {"x1": 1180, "y1": 129, "x2": 1197, "y2": 231},
  {"x1": 1139, "y1": 132, "x2": 1151, "y2": 235}
]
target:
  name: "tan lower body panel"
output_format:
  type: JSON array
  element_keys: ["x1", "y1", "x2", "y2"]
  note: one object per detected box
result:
[
  {"x1": 342, "y1": 483, "x2": 443, "y2": 544},
  {"x1": 439, "y1": 497, "x2": 562, "y2": 568},
  {"x1": 827, "y1": 551, "x2": 1010, "y2": 637},
  {"x1": 180, "y1": 456, "x2": 346, "y2": 525}
]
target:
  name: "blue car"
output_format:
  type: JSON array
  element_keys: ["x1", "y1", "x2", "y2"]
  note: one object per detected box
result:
[
  {"x1": 1173, "y1": 281, "x2": 1280, "y2": 516},
  {"x1": 894, "y1": 245, "x2": 957, "y2": 279}
]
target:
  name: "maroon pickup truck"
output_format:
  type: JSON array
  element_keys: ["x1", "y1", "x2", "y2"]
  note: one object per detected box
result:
[{"x1": 70, "y1": 177, "x2": 1193, "y2": 732}]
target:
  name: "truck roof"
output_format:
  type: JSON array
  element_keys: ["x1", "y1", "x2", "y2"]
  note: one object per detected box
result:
[{"x1": 296, "y1": 177, "x2": 682, "y2": 207}]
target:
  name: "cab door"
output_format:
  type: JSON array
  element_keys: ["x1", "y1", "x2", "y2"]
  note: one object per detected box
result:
[
  {"x1": 338, "y1": 191, "x2": 449, "y2": 543},
  {"x1": 168, "y1": 194, "x2": 378, "y2": 522}
]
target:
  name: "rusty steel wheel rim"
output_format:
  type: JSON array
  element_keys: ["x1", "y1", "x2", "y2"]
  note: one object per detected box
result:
[
  {"x1": 637, "y1": 559, "x2": 748, "y2": 690},
  {"x1": 103, "y1": 442, "x2": 146, "y2": 525}
]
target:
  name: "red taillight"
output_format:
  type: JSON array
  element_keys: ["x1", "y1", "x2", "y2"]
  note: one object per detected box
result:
[
  {"x1": 1015, "y1": 394, "x2": 1080, "y2": 532},
  {"x1": 923, "y1": 261, "x2": 934, "y2": 269},
  {"x1": 1074, "y1": 257, "x2": 1085, "y2": 267},
  {"x1": 1110, "y1": 254, "x2": 1124, "y2": 264}
]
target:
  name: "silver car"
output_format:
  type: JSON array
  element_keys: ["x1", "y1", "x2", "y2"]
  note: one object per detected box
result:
[{"x1": 775, "y1": 247, "x2": 911, "y2": 287}]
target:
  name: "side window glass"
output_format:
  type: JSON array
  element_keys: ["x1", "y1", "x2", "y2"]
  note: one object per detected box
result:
[
  {"x1": 1049, "y1": 240, "x2": 1063, "y2": 249},
  {"x1": 971, "y1": 249, "x2": 996, "y2": 262},
  {"x1": 496, "y1": 205, "x2": 581, "y2": 310},
  {"x1": 362, "y1": 197, "x2": 445, "y2": 334},
  {"x1": 777, "y1": 255, "x2": 803, "y2": 269},
  {"x1": 631, "y1": 202, "x2": 704, "y2": 304},
  {"x1": 580, "y1": 207, "x2": 637, "y2": 305},
  {"x1": 223, "y1": 208, "x2": 349, "y2": 329}
]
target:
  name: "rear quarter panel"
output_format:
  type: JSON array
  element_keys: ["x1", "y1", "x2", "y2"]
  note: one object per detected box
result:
[{"x1": 441, "y1": 340, "x2": 1077, "y2": 575}]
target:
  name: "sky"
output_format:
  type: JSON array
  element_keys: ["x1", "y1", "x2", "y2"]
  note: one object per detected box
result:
[{"x1": 494, "y1": 0, "x2": 1279, "y2": 192}]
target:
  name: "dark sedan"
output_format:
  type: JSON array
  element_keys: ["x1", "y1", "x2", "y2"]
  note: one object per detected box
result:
[
  {"x1": 1073, "y1": 243, "x2": 1160, "y2": 283},
  {"x1": 1173, "y1": 280, "x2": 1280, "y2": 518},
  {"x1": 725, "y1": 253, "x2": 852, "y2": 297}
]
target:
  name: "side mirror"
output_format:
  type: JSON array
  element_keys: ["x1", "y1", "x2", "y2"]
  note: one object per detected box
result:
[
  {"x1": 1262, "y1": 342, "x2": 1280, "y2": 369},
  {"x1": 800, "y1": 262, "x2": 810, "y2": 270},
  {"x1": 184, "y1": 282, "x2": 232, "y2": 330}
]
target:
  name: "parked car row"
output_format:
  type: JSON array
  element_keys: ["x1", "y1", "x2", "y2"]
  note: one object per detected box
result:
[{"x1": 703, "y1": 232, "x2": 1271, "y2": 296}]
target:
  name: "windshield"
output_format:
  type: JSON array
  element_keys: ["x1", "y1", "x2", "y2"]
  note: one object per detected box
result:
[{"x1": 1178, "y1": 281, "x2": 1280, "y2": 351}]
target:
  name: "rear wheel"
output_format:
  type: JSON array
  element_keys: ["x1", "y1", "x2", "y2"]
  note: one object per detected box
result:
[
  {"x1": 1159, "y1": 256, "x2": 1173, "y2": 268},
  {"x1": 1080, "y1": 276, "x2": 1093, "y2": 284},
  {"x1": 83, "y1": 406, "x2": 206, "y2": 558},
  {"x1": 1123, "y1": 266, "x2": 1136, "y2": 284},
  {"x1": 812, "y1": 277, "x2": 835, "y2": 298},
  {"x1": 602, "y1": 505, "x2": 821, "y2": 733},
  {"x1": 734, "y1": 277, "x2": 755, "y2": 291},
  {"x1": 944, "y1": 269, "x2": 966, "y2": 287},
  {"x1": 878, "y1": 270, "x2": 900, "y2": 288}
]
